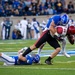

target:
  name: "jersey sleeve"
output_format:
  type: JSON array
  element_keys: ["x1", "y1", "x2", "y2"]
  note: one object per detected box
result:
[
  {"x1": 46, "y1": 18, "x2": 52, "y2": 28},
  {"x1": 26, "y1": 55, "x2": 33, "y2": 65},
  {"x1": 53, "y1": 15, "x2": 60, "y2": 25}
]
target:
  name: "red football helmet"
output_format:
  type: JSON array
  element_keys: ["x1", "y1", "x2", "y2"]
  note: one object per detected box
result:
[{"x1": 67, "y1": 26, "x2": 75, "y2": 35}]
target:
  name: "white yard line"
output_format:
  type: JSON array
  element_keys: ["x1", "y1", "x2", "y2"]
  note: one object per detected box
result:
[
  {"x1": 0, "y1": 66, "x2": 75, "y2": 70},
  {"x1": 55, "y1": 60, "x2": 75, "y2": 63},
  {"x1": 0, "y1": 42, "x2": 27, "y2": 44}
]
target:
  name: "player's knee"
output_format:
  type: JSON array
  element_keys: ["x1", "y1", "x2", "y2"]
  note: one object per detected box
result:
[{"x1": 56, "y1": 47, "x2": 61, "y2": 52}]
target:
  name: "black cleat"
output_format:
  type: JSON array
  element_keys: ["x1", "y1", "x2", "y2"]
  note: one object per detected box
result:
[{"x1": 45, "y1": 59, "x2": 52, "y2": 65}]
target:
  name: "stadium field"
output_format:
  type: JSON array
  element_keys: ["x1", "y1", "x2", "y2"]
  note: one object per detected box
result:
[{"x1": 0, "y1": 40, "x2": 75, "y2": 75}]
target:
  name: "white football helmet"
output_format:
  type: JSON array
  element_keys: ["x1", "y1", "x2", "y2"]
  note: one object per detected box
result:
[{"x1": 56, "y1": 26, "x2": 68, "y2": 36}]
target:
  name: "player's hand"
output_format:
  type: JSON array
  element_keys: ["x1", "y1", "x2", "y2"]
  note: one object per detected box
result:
[
  {"x1": 54, "y1": 32, "x2": 60, "y2": 39},
  {"x1": 67, "y1": 34, "x2": 74, "y2": 45},
  {"x1": 57, "y1": 37, "x2": 64, "y2": 42},
  {"x1": 18, "y1": 49, "x2": 23, "y2": 54},
  {"x1": 54, "y1": 34, "x2": 59, "y2": 39},
  {"x1": 18, "y1": 47, "x2": 28, "y2": 54}
]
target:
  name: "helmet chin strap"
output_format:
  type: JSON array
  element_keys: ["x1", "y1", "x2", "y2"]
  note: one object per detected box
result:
[
  {"x1": 61, "y1": 24, "x2": 66, "y2": 26},
  {"x1": 59, "y1": 20, "x2": 67, "y2": 26}
]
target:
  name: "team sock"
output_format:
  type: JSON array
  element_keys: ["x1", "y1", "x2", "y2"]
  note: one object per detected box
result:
[
  {"x1": 22, "y1": 47, "x2": 32, "y2": 56},
  {"x1": 47, "y1": 57, "x2": 52, "y2": 61}
]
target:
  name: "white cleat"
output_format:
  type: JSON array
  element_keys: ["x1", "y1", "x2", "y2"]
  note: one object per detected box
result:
[
  {"x1": 63, "y1": 52, "x2": 70, "y2": 58},
  {"x1": 3, "y1": 63, "x2": 8, "y2": 66}
]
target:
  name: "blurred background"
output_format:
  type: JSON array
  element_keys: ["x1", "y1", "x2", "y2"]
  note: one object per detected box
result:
[{"x1": 0, "y1": 0, "x2": 75, "y2": 40}]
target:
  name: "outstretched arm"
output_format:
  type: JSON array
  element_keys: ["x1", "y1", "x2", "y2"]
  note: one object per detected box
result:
[
  {"x1": 18, "y1": 47, "x2": 28, "y2": 54},
  {"x1": 49, "y1": 20, "x2": 57, "y2": 36},
  {"x1": 18, "y1": 47, "x2": 28, "y2": 61}
]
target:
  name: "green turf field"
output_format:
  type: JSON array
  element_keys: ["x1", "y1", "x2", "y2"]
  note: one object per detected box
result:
[{"x1": 0, "y1": 40, "x2": 75, "y2": 75}]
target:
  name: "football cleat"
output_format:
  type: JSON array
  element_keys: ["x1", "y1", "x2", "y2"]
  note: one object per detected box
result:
[
  {"x1": 45, "y1": 59, "x2": 52, "y2": 65},
  {"x1": 63, "y1": 52, "x2": 70, "y2": 58},
  {"x1": 3, "y1": 63, "x2": 7, "y2": 66}
]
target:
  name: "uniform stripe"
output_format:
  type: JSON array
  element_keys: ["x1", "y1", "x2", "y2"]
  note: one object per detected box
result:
[
  {"x1": 34, "y1": 30, "x2": 48, "y2": 46},
  {"x1": 1, "y1": 56, "x2": 15, "y2": 63}
]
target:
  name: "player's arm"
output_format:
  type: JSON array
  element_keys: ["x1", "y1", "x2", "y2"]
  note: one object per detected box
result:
[
  {"x1": 49, "y1": 20, "x2": 56, "y2": 34},
  {"x1": 49, "y1": 20, "x2": 58, "y2": 37},
  {"x1": 18, "y1": 47, "x2": 28, "y2": 54},
  {"x1": 67, "y1": 34, "x2": 74, "y2": 45},
  {"x1": 18, "y1": 53, "x2": 27, "y2": 61}
]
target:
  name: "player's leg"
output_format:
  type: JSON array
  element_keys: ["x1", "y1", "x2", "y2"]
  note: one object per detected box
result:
[
  {"x1": 19, "y1": 30, "x2": 49, "y2": 61},
  {"x1": 37, "y1": 43, "x2": 46, "y2": 63},
  {"x1": 23, "y1": 27, "x2": 27, "y2": 39},
  {"x1": 61, "y1": 39, "x2": 70, "y2": 57},
  {"x1": 2, "y1": 28, "x2": 5, "y2": 40},
  {"x1": 45, "y1": 48, "x2": 61, "y2": 65},
  {"x1": 0, "y1": 53, "x2": 15, "y2": 65},
  {"x1": 45, "y1": 37, "x2": 61, "y2": 65},
  {"x1": 37, "y1": 43, "x2": 46, "y2": 55}
]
